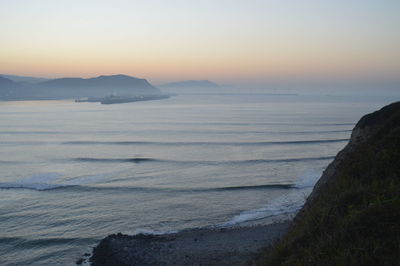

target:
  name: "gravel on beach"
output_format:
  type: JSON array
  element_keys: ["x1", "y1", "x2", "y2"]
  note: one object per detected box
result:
[{"x1": 86, "y1": 222, "x2": 290, "y2": 266}]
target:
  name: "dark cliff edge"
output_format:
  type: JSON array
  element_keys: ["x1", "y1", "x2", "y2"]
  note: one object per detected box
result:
[{"x1": 260, "y1": 101, "x2": 400, "y2": 265}]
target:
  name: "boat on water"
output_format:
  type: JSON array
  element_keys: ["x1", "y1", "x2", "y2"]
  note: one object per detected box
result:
[
  {"x1": 75, "y1": 94, "x2": 170, "y2": 104},
  {"x1": 75, "y1": 97, "x2": 103, "y2": 103},
  {"x1": 100, "y1": 94, "x2": 170, "y2": 104}
]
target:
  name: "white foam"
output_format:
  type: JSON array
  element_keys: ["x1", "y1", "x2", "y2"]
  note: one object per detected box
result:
[
  {"x1": 0, "y1": 173, "x2": 66, "y2": 191},
  {"x1": 0, "y1": 182, "x2": 66, "y2": 191},
  {"x1": 129, "y1": 228, "x2": 179, "y2": 236},
  {"x1": 220, "y1": 193, "x2": 304, "y2": 227},
  {"x1": 220, "y1": 170, "x2": 323, "y2": 227},
  {"x1": 0, "y1": 173, "x2": 108, "y2": 191},
  {"x1": 294, "y1": 169, "x2": 323, "y2": 189}
]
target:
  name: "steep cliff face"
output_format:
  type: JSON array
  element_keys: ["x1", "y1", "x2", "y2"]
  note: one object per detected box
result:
[
  {"x1": 303, "y1": 101, "x2": 400, "y2": 210},
  {"x1": 262, "y1": 102, "x2": 400, "y2": 265}
]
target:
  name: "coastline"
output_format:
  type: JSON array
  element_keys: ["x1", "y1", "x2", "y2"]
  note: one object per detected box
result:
[{"x1": 83, "y1": 221, "x2": 290, "y2": 266}]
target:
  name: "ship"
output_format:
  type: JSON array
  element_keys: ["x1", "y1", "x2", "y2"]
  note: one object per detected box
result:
[{"x1": 100, "y1": 94, "x2": 170, "y2": 104}]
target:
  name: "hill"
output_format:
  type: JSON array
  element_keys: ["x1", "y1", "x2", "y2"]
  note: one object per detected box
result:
[
  {"x1": 38, "y1": 74, "x2": 160, "y2": 98},
  {"x1": 0, "y1": 76, "x2": 16, "y2": 88},
  {"x1": 0, "y1": 76, "x2": 18, "y2": 99},
  {"x1": 0, "y1": 74, "x2": 48, "y2": 83},
  {"x1": 260, "y1": 102, "x2": 400, "y2": 265},
  {"x1": 0, "y1": 74, "x2": 161, "y2": 100}
]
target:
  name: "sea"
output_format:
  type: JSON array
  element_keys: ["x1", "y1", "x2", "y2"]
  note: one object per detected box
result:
[{"x1": 0, "y1": 92, "x2": 397, "y2": 265}]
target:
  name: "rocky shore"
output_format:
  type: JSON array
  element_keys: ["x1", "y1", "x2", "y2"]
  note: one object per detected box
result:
[{"x1": 82, "y1": 222, "x2": 289, "y2": 266}]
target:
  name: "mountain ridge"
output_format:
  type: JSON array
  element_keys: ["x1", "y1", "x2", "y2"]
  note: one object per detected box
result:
[
  {"x1": 0, "y1": 74, "x2": 161, "y2": 100},
  {"x1": 0, "y1": 74, "x2": 49, "y2": 83}
]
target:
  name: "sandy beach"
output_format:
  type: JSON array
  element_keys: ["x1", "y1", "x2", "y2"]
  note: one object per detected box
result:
[{"x1": 85, "y1": 222, "x2": 290, "y2": 266}]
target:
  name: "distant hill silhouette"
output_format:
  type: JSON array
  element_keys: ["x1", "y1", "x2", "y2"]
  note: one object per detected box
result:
[
  {"x1": 0, "y1": 76, "x2": 16, "y2": 88},
  {"x1": 0, "y1": 74, "x2": 48, "y2": 83},
  {"x1": 160, "y1": 80, "x2": 219, "y2": 88},
  {"x1": 0, "y1": 74, "x2": 161, "y2": 100},
  {"x1": 0, "y1": 76, "x2": 18, "y2": 99}
]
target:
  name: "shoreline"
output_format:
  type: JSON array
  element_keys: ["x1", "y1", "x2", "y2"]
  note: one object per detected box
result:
[{"x1": 83, "y1": 221, "x2": 290, "y2": 266}]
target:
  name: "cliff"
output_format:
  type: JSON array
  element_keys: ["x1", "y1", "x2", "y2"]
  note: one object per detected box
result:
[{"x1": 261, "y1": 101, "x2": 400, "y2": 265}]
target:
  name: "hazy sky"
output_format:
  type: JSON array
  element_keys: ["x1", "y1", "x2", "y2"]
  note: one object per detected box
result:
[{"x1": 1, "y1": 0, "x2": 399, "y2": 86}]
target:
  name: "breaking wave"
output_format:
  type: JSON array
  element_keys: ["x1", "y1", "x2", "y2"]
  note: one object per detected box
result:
[
  {"x1": 0, "y1": 166, "x2": 324, "y2": 195},
  {"x1": 74, "y1": 157, "x2": 154, "y2": 163},
  {"x1": 220, "y1": 170, "x2": 323, "y2": 227},
  {"x1": 73, "y1": 156, "x2": 335, "y2": 165},
  {"x1": 0, "y1": 173, "x2": 107, "y2": 191},
  {"x1": 0, "y1": 181, "x2": 295, "y2": 193}
]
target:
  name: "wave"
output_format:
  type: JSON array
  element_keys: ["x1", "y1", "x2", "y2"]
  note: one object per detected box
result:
[
  {"x1": 63, "y1": 139, "x2": 348, "y2": 146},
  {"x1": 219, "y1": 170, "x2": 323, "y2": 227},
  {"x1": 0, "y1": 182, "x2": 68, "y2": 191},
  {"x1": 0, "y1": 173, "x2": 64, "y2": 191},
  {"x1": 74, "y1": 157, "x2": 155, "y2": 163},
  {"x1": 91, "y1": 121, "x2": 354, "y2": 127},
  {"x1": 130, "y1": 228, "x2": 179, "y2": 236},
  {"x1": 0, "y1": 138, "x2": 349, "y2": 147},
  {"x1": 0, "y1": 236, "x2": 99, "y2": 246},
  {"x1": 0, "y1": 131, "x2": 62, "y2": 135},
  {"x1": 210, "y1": 184, "x2": 294, "y2": 191},
  {"x1": 257, "y1": 129, "x2": 351, "y2": 135},
  {"x1": 0, "y1": 160, "x2": 27, "y2": 165},
  {"x1": 88, "y1": 183, "x2": 297, "y2": 193},
  {"x1": 72, "y1": 156, "x2": 335, "y2": 165},
  {"x1": 0, "y1": 183, "x2": 295, "y2": 192},
  {"x1": 220, "y1": 196, "x2": 303, "y2": 227},
  {"x1": 0, "y1": 173, "x2": 107, "y2": 191},
  {"x1": 0, "y1": 168, "x2": 323, "y2": 193},
  {"x1": 0, "y1": 179, "x2": 296, "y2": 193},
  {"x1": 0, "y1": 129, "x2": 352, "y2": 135}
]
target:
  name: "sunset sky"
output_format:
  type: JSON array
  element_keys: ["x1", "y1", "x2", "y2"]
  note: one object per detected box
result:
[{"x1": 1, "y1": 0, "x2": 399, "y2": 87}]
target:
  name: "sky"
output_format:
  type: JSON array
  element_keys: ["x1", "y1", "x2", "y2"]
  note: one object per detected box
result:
[{"x1": 1, "y1": 0, "x2": 399, "y2": 87}]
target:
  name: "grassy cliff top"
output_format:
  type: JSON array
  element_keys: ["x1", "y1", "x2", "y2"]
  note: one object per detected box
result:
[{"x1": 260, "y1": 101, "x2": 400, "y2": 265}]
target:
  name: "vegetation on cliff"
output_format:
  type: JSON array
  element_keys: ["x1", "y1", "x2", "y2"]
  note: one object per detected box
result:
[{"x1": 261, "y1": 102, "x2": 400, "y2": 265}]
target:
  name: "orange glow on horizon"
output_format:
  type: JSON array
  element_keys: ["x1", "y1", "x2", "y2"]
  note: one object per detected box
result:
[{"x1": 1, "y1": 1, "x2": 399, "y2": 85}]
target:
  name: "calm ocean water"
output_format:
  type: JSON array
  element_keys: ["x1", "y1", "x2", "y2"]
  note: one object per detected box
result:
[{"x1": 0, "y1": 93, "x2": 395, "y2": 265}]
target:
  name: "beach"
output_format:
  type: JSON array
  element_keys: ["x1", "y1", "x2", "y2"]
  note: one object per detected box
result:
[{"x1": 87, "y1": 222, "x2": 290, "y2": 266}]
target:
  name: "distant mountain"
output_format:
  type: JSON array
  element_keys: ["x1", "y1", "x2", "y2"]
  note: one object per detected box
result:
[
  {"x1": 0, "y1": 76, "x2": 18, "y2": 99},
  {"x1": 0, "y1": 76, "x2": 16, "y2": 88},
  {"x1": 0, "y1": 74, "x2": 161, "y2": 101},
  {"x1": 0, "y1": 74, "x2": 48, "y2": 83},
  {"x1": 160, "y1": 80, "x2": 219, "y2": 88},
  {"x1": 40, "y1": 74, "x2": 153, "y2": 89}
]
